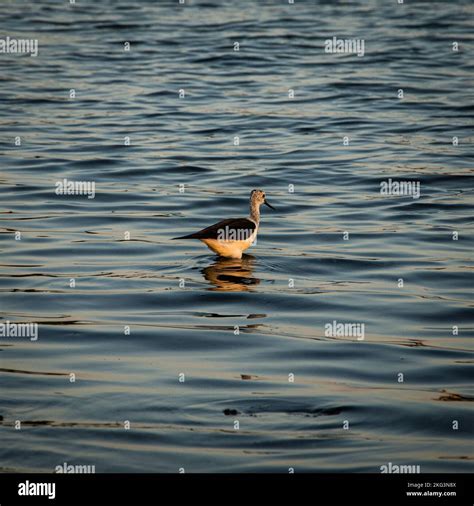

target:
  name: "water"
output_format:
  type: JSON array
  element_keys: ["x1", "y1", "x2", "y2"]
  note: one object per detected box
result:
[{"x1": 1, "y1": 0, "x2": 473, "y2": 473}]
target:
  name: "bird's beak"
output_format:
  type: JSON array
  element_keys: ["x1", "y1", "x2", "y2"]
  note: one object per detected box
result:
[{"x1": 264, "y1": 199, "x2": 276, "y2": 210}]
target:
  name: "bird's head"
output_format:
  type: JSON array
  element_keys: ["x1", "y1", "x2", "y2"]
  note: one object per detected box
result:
[{"x1": 250, "y1": 189, "x2": 275, "y2": 210}]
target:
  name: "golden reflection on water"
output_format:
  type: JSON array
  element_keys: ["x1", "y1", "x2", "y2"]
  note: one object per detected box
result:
[{"x1": 201, "y1": 254, "x2": 260, "y2": 292}]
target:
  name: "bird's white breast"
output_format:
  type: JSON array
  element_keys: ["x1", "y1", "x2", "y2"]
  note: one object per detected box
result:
[{"x1": 201, "y1": 228, "x2": 258, "y2": 259}]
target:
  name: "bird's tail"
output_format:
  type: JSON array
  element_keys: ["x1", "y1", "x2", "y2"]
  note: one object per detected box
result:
[{"x1": 172, "y1": 233, "x2": 198, "y2": 240}]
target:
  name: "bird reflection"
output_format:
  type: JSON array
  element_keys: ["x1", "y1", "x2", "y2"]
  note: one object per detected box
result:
[{"x1": 201, "y1": 254, "x2": 260, "y2": 292}]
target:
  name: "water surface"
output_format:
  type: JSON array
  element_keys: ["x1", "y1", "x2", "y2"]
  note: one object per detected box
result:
[{"x1": 0, "y1": 0, "x2": 473, "y2": 472}]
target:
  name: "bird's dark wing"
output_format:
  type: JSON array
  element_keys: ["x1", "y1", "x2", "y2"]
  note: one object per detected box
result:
[{"x1": 173, "y1": 218, "x2": 256, "y2": 240}]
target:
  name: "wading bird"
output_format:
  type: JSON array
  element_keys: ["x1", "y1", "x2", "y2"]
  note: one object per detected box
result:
[{"x1": 173, "y1": 189, "x2": 275, "y2": 259}]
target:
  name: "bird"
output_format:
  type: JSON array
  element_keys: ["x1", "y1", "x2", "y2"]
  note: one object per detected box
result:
[{"x1": 173, "y1": 189, "x2": 275, "y2": 259}]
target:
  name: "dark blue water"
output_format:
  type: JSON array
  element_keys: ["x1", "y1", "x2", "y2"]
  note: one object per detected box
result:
[{"x1": 1, "y1": 0, "x2": 473, "y2": 473}]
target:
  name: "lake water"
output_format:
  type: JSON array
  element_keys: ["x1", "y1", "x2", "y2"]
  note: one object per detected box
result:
[{"x1": 0, "y1": 0, "x2": 473, "y2": 473}]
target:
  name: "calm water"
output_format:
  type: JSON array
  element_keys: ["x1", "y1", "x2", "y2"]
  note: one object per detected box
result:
[{"x1": 1, "y1": 0, "x2": 473, "y2": 473}]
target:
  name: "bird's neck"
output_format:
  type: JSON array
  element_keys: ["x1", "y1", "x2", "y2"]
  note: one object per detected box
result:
[{"x1": 249, "y1": 201, "x2": 260, "y2": 224}]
